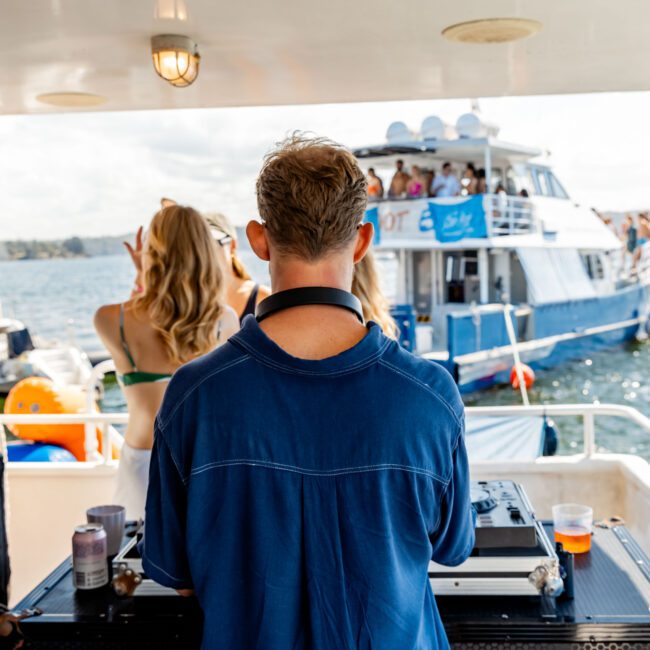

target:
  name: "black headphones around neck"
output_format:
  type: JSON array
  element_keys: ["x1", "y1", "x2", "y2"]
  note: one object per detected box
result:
[{"x1": 255, "y1": 287, "x2": 364, "y2": 324}]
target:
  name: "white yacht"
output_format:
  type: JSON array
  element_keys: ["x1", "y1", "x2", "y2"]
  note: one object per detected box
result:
[{"x1": 354, "y1": 115, "x2": 650, "y2": 392}]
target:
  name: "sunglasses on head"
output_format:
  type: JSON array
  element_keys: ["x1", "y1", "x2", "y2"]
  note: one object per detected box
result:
[{"x1": 211, "y1": 229, "x2": 233, "y2": 247}]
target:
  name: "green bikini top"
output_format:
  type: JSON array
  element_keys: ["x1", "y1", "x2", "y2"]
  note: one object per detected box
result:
[{"x1": 117, "y1": 304, "x2": 173, "y2": 387}]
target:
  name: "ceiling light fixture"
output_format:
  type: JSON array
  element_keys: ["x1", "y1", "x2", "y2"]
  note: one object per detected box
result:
[
  {"x1": 151, "y1": 34, "x2": 200, "y2": 87},
  {"x1": 442, "y1": 18, "x2": 542, "y2": 44}
]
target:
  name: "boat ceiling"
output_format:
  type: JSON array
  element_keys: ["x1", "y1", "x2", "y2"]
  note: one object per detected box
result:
[{"x1": 2, "y1": 0, "x2": 649, "y2": 115}]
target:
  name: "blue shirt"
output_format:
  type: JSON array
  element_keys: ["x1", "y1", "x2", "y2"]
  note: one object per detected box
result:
[{"x1": 143, "y1": 317, "x2": 475, "y2": 649}]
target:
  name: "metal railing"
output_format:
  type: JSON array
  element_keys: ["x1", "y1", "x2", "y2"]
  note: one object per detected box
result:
[
  {"x1": 0, "y1": 412, "x2": 128, "y2": 466},
  {"x1": 1, "y1": 403, "x2": 649, "y2": 463},
  {"x1": 484, "y1": 194, "x2": 535, "y2": 236},
  {"x1": 466, "y1": 403, "x2": 650, "y2": 458}
]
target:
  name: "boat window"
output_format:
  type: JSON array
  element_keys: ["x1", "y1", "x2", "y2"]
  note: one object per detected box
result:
[
  {"x1": 444, "y1": 251, "x2": 478, "y2": 303},
  {"x1": 412, "y1": 251, "x2": 432, "y2": 316},
  {"x1": 582, "y1": 253, "x2": 605, "y2": 280},
  {"x1": 548, "y1": 171, "x2": 569, "y2": 199},
  {"x1": 534, "y1": 168, "x2": 551, "y2": 196},
  {"x1": 524, "y1": 167, "x2": 538, "y2": 195},
  {"x1": 490, "y1": 167, "x2": 504, "y2": 193},
  {"x1": 505, "y1": 167, "x2": 518, "y2": 195},
  {"x1": 374, "y1": 251, "x2": 399, "y2": 304}
]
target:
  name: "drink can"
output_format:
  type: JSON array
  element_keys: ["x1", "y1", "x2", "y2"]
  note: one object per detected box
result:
[{"x1": 72, "y1": 523, "x2": 109, "y2": 590}]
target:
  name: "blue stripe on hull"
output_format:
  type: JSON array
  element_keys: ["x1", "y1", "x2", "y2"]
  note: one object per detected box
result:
[
  {"x1": 483, "y1": 322, "x2": 639, "y2": 392},
  {"x1": 439, "y1": 283, "x2": 649, "y2": 394}
]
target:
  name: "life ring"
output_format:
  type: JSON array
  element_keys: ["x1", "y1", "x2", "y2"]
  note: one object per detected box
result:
[
  {"x1": 510, "y1": 363, "x2": 535, "y2": 390},
  {"x1": 4, "y1": 377, "x2": 120, "y2": 461}
]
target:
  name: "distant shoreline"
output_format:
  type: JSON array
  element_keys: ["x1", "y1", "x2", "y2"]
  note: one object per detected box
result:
[{"x1": 0, "y1": 234, "x2": 134, "y2": 261}]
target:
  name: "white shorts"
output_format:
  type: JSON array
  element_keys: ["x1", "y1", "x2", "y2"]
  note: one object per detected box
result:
[{"x1": 113, "y1": 441, "x2": 152, "y2": 521}]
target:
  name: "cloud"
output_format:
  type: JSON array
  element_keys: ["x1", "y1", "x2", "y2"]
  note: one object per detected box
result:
[{"x1": 1, "y1": 92, "x2": 650, "y2": 239}]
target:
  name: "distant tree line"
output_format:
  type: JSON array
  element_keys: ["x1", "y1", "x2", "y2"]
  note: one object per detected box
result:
[
  {"x1": 1, "y1": 237, "x2": 86, "y2": 260},
  {"x1": 0, "y1": 234, "x2": 131, "y2": 261}
]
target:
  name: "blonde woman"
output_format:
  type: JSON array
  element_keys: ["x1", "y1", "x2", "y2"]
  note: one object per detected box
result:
[
  {"x1": 94, "y1": 205, "x2": 239, "y2": 519},
  {"x1": 352, "y1": 250, "x2": 398, "y2": 338},
  {"x1": 205, "y1": 212, "x2": 271, "y2": 322}
]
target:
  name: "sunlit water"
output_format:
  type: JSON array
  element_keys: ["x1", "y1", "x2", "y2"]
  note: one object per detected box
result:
[{"x1": 1, "y1": 255, "x2": 648, "y2": 460}]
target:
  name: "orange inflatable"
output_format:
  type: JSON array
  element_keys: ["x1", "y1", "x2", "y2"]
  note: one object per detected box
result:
[
  {"x1": 4, "y1": 377, "x2": 119, "y2": 461},
  {"x1": 510, "y1": 364, "x2": 536, "y2": 390}
]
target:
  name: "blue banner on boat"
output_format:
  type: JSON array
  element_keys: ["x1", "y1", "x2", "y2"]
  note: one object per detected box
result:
[{"x1": 419, "y1": 195, "x2": 487, "y2": 242}]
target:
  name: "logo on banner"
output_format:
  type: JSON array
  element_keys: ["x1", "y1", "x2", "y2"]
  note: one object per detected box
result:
[{"x1": 419, "y1": 195, "x2": 487, "y2": 242}]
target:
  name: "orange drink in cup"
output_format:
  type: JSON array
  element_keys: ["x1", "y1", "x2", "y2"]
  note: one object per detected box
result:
[{"x1": 552, "y1": 503, "x2": 593, "y2": 554}]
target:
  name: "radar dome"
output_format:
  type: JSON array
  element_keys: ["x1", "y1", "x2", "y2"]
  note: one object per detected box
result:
[
  {"x1": 386, "y1": 121, "x2": 413, "y2": 144},
  {"x1": 420, "y1": 116, "x2": 453, "y2": 140},
  {"x1": 455, "y1": 113, "x2": 500, "y2": 139}
]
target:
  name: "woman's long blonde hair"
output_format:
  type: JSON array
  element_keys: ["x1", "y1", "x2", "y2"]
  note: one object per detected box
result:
[
  {"x1": 135, "y1": 205, "x2": 224, "y2": 365},
  {"x1": 352, "y1": 251, "x2": 398, "y2": 338}
]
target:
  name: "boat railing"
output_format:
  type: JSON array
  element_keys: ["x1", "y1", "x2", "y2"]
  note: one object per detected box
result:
[
  {"x1": 1, "y1": 403, "x2": 649, "y2": 464},
  {"x1": 0, "y1": 412, "x2": 128, "y2": 467},
  {"x1": 366, "y1": 193, "x2": 535, "y2": 243},
  {"x1": 466, "y1": 403, "x2": 650, "y2": 458},
  {"x1": 483, "y1": 194, "x2": 536, "y2": 236}
]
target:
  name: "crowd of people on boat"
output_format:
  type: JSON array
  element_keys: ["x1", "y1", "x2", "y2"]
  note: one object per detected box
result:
[
  {"x1": 367, "y1": 159, "x2": 489, "y2": 200},
  {"x1": 593, "y1": 210, "x2": 650, "y2": 274},
  {"x1": 91, "y1": 134, "x2": 473, "y2": 647}
]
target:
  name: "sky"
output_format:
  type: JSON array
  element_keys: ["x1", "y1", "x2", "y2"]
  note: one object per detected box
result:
[{"x1": 2, "y1": 90, "x2": 650, "y2": 240}]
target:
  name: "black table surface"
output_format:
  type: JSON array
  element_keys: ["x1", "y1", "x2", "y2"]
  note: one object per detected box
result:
[{"x1": 15, "y1": 523, "x2": 650, "y2": 649}]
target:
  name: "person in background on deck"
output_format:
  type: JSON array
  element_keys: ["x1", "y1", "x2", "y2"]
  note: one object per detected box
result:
[
  {"x1": 633, "y1": 212, "x2": 650, "y2": 270},
  {"x1": 424, "y1": 168, "x2": 435, "y2": 197},
  {"x1": 407, "y1": 164, "x2": 426, "y2": 198},
  {"x1": 142, "y1": 134, "x2": 475, "y2": 649},
  {"x1": 205, "y1": 212, "x2": 271, "y2": 324},
  {"x1": 94, "y1": 205, "x2": 239, "y2": 520},
  {"x1": 351, "y1": 249, "x2": 398, "y2": 338},
  {"x1": 366, "y1": 167, "x2": 384, "y2": 200},
  {"x1": 462, "y1": 162, "x2": 478, "y2": 195},
  {"x1": 476, "y1": 167, "x2": 487, "y2": 194},
  {"x1": 623, "y1": 214, "x2": 638, "y2": 270},
  {"x1": 431, "y1": 161, "x2": 461, "y2": 197},
  {"x1": 388, "y1": 158, "x2": 410, "y2": 197}
]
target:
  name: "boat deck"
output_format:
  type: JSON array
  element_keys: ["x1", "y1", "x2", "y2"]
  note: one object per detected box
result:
[{"x1": 15, "y1": 524, "x2": 650, "y2": 648}]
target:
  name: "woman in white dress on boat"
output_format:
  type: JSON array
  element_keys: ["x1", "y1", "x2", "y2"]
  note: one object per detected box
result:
[{"x1": 94, "y1": 205, "x2": 239, "y2": 519}]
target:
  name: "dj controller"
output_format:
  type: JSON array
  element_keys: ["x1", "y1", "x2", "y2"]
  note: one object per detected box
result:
[
  {"x1": 472, "y1": 480, "x2": 538, "y2": 548},
  {"x1": 113, "y1": 480, "x2": 564, "y2": 599},
  {"x1": 429, "y1": 480, "x2": 564, "y2": 597}
]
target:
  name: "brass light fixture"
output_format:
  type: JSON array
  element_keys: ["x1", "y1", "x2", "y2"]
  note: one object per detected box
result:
[
  {"x1": 151, "y1": 34, "x2": 200, "y2": 87},
  {"x1": 36, "y1": 92, "x2": 108, "y2": 107},
  {"x1": 442, "y1": 18, "x2": 542, "y2": 44}
]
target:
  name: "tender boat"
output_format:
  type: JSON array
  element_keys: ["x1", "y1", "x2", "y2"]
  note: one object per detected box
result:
[
  {"x1": 355, "y1": 115, "x2": 650, "y2": 392},
  {"x1": 0, "y1": 312, "x2": 93, "y2": 394}
]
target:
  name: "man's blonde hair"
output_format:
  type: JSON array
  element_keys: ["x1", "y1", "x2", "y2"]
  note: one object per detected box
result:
[
  {"x1": 256, "y1": 134, "x2": 368, "y2": 260},
  {"x1": 135, "y1": 205, "x2": 224, "y2": 365}
]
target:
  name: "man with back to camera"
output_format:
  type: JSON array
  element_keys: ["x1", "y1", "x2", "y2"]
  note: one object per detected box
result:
[{"x1": 142, "y1": 135, "x2": 475, "y2": 649}]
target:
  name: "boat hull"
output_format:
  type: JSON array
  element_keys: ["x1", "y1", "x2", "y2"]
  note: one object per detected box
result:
[{"x1": 431, "y1": 283, "x2": 650, "y2": 394}]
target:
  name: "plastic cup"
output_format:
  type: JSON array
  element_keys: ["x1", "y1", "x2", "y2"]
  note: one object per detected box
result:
[
  {"x1": 87, "y1": 505, "x2": 126, "y2": 557},
  {"x1": 552, "y1": 503, "x2": 593, "y2": 554}
]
